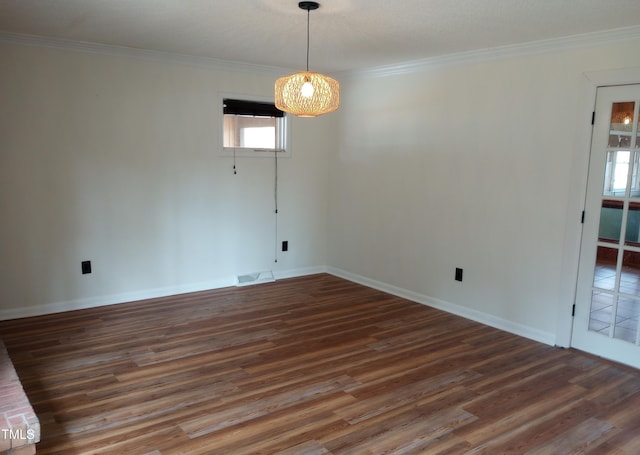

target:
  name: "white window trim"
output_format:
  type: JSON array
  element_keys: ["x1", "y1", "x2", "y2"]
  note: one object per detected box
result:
[{"x1": 218, "y1": 93, "x2": 291, "y2": 158}]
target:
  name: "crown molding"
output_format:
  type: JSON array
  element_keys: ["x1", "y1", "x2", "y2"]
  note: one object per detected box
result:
[
  {"x1": 0, "y1": 32, "x2": 291, "y2": 76},
  {"x1": 3, "y1": 25, "x2": 640, "y2": 80},
  {"x1": 347, "y1": 25, "x2": 640, "y2": 79}
]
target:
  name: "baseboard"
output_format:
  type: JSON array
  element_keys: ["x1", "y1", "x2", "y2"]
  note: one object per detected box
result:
[
  {"x1": 0, "y1": 265, "x2": 557, "y2": 347},
  {"x1": 0, "y1": 266, "x2": 330, "y2": 321},
  {"x1": 327, "y1": 267, "x2": 556, "y2": 347},
  {"x1": 0, "y1": 277, "x2": 236, "y2": 321},
  {"x1": 235, "y1": 266, "x2": 329, "y2": 286},
  {"x1": 274, "y1": 265, "x2": 328, "y2": 280}
]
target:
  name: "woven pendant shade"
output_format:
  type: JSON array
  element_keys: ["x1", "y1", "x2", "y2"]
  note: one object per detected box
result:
[
  {"x1": 275, "y1": 71, "x2": 339, "y2": 117},
  {"x1": 275, "y1": 2, "x2": 339, "y2": 118}
]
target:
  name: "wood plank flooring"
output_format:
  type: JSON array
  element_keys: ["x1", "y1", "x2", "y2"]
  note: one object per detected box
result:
[{"x1": 1, "y1": 273, "x2": 640, "y2": 454}]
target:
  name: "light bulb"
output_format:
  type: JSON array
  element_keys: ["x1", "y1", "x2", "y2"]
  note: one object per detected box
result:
[
  {"x1": 301, "y1": 81, "x2": 314, "y2": 98},
  {"x1": 624, "y1": 117, "x2": 631, "y2": 125}
]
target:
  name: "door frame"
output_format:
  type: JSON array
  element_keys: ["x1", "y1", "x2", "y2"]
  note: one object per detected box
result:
[{"x1": 557, "y1": 67, "x2": 640, "y2": 348}]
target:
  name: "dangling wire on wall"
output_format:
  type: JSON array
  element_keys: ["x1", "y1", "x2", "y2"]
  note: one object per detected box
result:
[
  {"x1": 274, "y1": 148, "x2": 279, "y2": 263},
  {"x1": 233, "y1": 148, "x2": 237, "y2": 175}
]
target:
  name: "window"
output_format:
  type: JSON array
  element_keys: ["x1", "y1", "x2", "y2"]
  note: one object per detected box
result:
[{"x1": 222, "y1": 98, "x2": 287, "y2": 155}]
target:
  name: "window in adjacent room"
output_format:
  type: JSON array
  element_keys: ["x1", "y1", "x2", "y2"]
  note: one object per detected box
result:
[{"x1": 222, "y1": 98, "x2": 288, "y2": 156}]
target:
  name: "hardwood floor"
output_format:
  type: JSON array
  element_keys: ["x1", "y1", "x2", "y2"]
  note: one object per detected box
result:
[{"x1": 1, "y1": 273, "x2": 640, "y2": 454}]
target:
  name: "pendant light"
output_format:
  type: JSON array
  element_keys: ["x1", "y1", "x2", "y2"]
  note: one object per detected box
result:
[{"x1": 275, "y1": 1, "x2": 339, "y2": 117}]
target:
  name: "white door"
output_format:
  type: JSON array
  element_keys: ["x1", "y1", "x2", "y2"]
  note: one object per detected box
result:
[{"x1": 573, "y1": 84, "x2": 640, "y2": 369}]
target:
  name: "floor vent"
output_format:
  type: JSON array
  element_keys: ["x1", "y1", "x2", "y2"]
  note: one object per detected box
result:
[{"x1": 236, "y1": 270, "x2": 275, "y2": 287}]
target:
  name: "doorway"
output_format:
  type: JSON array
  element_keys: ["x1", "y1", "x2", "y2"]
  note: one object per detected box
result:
[{"x1": 572, "y1": 84, "x2": 640, "y2": 369}]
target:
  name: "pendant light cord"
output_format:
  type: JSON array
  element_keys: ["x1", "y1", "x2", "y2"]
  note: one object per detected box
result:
[{"x1": 306, "y1": 7, "x2": 310, "y2": 71}]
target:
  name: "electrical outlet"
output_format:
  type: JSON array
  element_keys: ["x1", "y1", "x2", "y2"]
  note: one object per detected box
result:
[
  {"x1": 455, "y1": 267, "x2": 463, "y2": 282},
  {"x1": 81, "y1": 260, "x2": 92, "y2": 275}
]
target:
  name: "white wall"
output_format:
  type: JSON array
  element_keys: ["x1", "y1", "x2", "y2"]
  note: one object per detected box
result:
[
  {"x1": 3, "y1": 33, "x2": 640, "y2": 348},
  {"x1": 0, "y1": 41, "x2": 334, "y2": 318},
  {"x1": 328, "y1": 39, "x2": 640, "y2": 345}
]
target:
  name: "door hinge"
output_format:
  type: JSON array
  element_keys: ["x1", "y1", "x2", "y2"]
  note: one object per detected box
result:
[
  {"x1": 591, "y1": 111, "x2": 595, "y2": 125},
  {"x1": 572, "y1": 304, "x2": 576, "y2": 317},
  {"x1": 581, "y1": 211, "x2": 585, "y2": 223}
]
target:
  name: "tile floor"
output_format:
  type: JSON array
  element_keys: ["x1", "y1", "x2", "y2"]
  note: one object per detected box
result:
[{"x1": 590, "y1": 262, "x2": 640, "y2": 343}]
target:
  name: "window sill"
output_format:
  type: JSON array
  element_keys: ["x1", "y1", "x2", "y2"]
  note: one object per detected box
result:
[{"x1": 218, "y1": 148, "x2": 291, "y2": 158}]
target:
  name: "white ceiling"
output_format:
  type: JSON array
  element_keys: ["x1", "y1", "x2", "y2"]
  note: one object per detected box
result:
[{"x1": 1, "y1": 0, "x2": 640, "y2": 73}]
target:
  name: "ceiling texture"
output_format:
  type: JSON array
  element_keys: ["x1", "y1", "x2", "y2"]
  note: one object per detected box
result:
[{"x1": 1, "y1": 0, "x2": 640, "y2": 73}]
